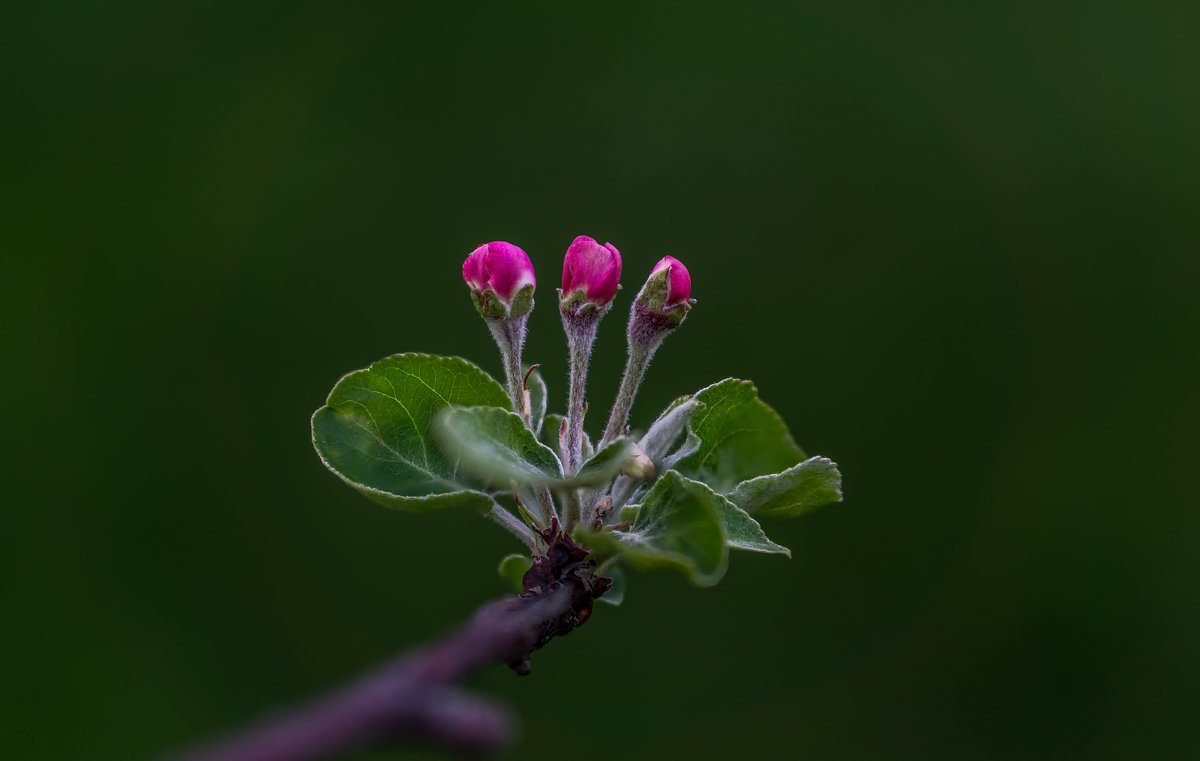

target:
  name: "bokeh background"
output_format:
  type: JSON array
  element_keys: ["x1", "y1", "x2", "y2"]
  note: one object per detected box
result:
[{"x1": 4, "y1": 1, "x2": 1198, "y2": 759}]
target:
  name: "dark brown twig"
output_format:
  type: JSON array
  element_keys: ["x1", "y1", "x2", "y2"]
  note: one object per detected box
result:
[{"x1": 169, "y1": 574, "x2": 598, "y2": 761}]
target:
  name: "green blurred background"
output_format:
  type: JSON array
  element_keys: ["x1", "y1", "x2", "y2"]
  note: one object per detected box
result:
[{"x1": 4, "y1": 1, "x2": 1197, "y2": 759}]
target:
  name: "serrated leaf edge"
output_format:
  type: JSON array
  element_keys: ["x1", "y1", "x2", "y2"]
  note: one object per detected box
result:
[{"x1": 731, "y1": 456, "x2": 844, "y2": 517}]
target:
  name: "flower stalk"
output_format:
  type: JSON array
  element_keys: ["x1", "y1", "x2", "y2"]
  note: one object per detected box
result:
[
  {"x1": 487, "y1": 503, "x2": 539, "y2": 552},
  {"x1": 463, "y1": 241, "x2": 537, "y2": 427},
  {"x1": 558, "y1": 235, "x2": 622, "y2": 474},
  {"x1": 563, "y1": 325, "x2": 596, "y2": 473},
  {"x1": 600, "y1": 256, "x2": 694, "y2": 446},
  {"x1": 487, "y1": 317, "x2": 532, "y2": 427}
]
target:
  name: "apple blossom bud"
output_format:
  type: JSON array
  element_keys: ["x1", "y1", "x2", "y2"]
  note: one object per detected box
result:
[
  {"x1": 462, "y1": 241, "x2": 536, "y2": 320},
  {"x1": 463, "y1": 241, "x2": 536, "y2": 426},
  {"x1": 650, "y1": 256, "x2": 691, "y2": 306},
  {"x1": 559, "y1": 235, "x2": 621, "y2": 478},
  {"x1": 561, "y1": 235, "x2": 622, "y2": 308},
  {"x1": 601, "y1": 256, "x2": 697, "y2": 450},
  {"x1": 628, "y1": 255, "x2": 695, "y2": 344}
]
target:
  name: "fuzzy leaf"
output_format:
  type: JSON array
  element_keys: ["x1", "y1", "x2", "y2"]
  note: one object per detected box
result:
[
  {"x1": 572, "y1": 437, "x2": 636, "y2": 486},
  {"x1": 626, "y1": 474, "x2": 791, "y2": 557},
  {"x1": 611, "y1": 399, "x2": 703, "y2": 508},
  {"x1": 436, "y1": 407, "x2": 630, "y2": 489},
  {"x1": 498, "y1": 554, "x2": 532, "y2": 593},
  {"x1": 579, "y1": 470, "x2": 729, "y2": 586},
  {"x1": 672, "y1": 379, "x2": 807, "y2": 493},
  {"x1": 311, "y1": 353, "x2": 510, "y2": 512},
  {"x1": 639, "y1": 398, "x2": 704, "y2": 461},
  {"x1": 434, "y1": 406, "x2": 564, "y2": 487},
  {"x1": 729, "y1": 456, "x2": 843, "y2": 517},
  {"x1": 711, "y1": 492, "x2": 791, "y2": 557}
]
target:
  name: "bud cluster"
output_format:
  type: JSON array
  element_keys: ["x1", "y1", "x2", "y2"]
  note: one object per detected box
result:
[{"x1": 462, "y1": 234, "x2": 696, "y2": 532}]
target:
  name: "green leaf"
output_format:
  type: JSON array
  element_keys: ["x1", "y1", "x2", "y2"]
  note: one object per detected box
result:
[
  {"x1": 579, "y1": 470, "x2": 729, "y2": 586},
  {"x1": 728, "y1": 456, "x2": 843, "y2": 517},
  {"x1": 498, "y1": 553, "x2": 532, "y2": 593},
  {"x1": 610, "y1": 398, "x2": 703, "y2": 509},
  {"x1": 639, "y1": 398, "x2": 703, "y2": 461},
  {"x1": 311, "y1": 353, "x2": 510, "y2": 512},
  {"x1": 672, "y1": 379, "x2": 806, "y2": 493},
  {"x1": 541, "y1": 413, "x2": 565, "y2": 458},
  {"x1": 624, "y1": 474, "x2": 791, "y2": 557},
  {"x1": 434, "y1": 406, "x2": 564, "y2": 487},
  {"x1": 583, "y1": 471, "x2": 790, "y2": 585},
  {"x1": 526, "y1": 368, "x2": 548, "y2": 438},
  {"x1": 710, "y1": 492, "x2": 791, "y2": 557},
  {"x1": 437, "y1": 406, "x2": 629, "y2": 489}
]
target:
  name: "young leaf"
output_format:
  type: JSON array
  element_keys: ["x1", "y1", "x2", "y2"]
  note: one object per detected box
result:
[
  {"x1": 639, "y1": 398, "x2": 703, "y2": 461},
  {"x1": 610, "y1": 399, "x2": 703, "y2": 508},
  {"x1": 586, "y1": 471, "x2": 790, "y2": 584},
  {"x1": 497, "y1": 553, "x2": 532, "y2": 593},
  {"x1": 311, "y1": 354, "x2": 510, "y2": 512},
  {"x1": 672, "y1": 379, "x2": 806, "y2": 493},
  {"x1": 572, "y1": 437, "x2": 636, "y2": 486},
  {"x1": 728, "y1": 456, "x2": 844, "y2": 517},
  {"x1": 526, "y1": 367, "x2": 548, "y2": 438},
  {"x1": 709, "y1": 491, "x2": 791, "y2": 557},
  {"x1": 434, "y1": 406, "x2": 564, "y2": 487},
  {"x1": 437, "y1": 406, "x2": 632, "y2": 490},
  {"x1": 578, "y1": 470, "x2": 729, "y2": 587},
  {"x1": 542, "y1": 413, "x2": 566, "y2": 460},
  {"x1": 634, "y1": 473, "x2": 791, "y2": 557},
  {"x1": 660, "y1": 428, "x2": 701, "y2": 472}
]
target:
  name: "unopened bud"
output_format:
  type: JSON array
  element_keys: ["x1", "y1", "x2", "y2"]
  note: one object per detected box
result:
[
  {"x1": 560, "y1": 235, "x2": 622, "y2": 310},
  {"x1": 628, "y1": 255, "x2": 695, "y2": 344},
  {"x1": 463, "y1": 241, "x2": 536, "y2": 320},
  {"x1": 649, "y1": 255, "x2": 691, "y2": 306}
]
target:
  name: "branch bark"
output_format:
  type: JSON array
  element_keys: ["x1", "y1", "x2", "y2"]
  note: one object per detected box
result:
[{"x1": 169, "y1": 579, "x2": 592, "y2": 761}]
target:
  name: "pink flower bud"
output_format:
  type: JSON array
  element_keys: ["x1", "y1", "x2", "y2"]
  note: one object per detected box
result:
[
  {"x1": 650, "y1": 256, "x2": 691, "y2": 306},
  {"x1": 561, "y1": 235, "x2": 622, "y2": 306},
  {"x1": 462, "y1": 241, "x2": 536, "y2": 302},
  {"x1": 628, "y1": 255, "x2": 694, "y2": 343}
]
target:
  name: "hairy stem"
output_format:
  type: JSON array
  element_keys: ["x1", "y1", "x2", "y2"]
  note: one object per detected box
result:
[
  {"x1": 601, "y1": 339, "x2": 658, "y2": 447},
  {"x1": 561, "y1": 487, "x2": 583, "y2": 533},
  {"x1": 488, "y1": 317, "x2": 531, "y2": 428},
  {"x1": 168, "y1": 582, "x2": 593, "y2": 761},
  {"x1": 487, "y1": 504, "x2": 539, "y2": 551},
  {"x1": 563, "y1": 320, "x2": 597, "y2": 475},
  {"x1": 535, "y1": 484, "x2": 560, "y2": 527}
]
